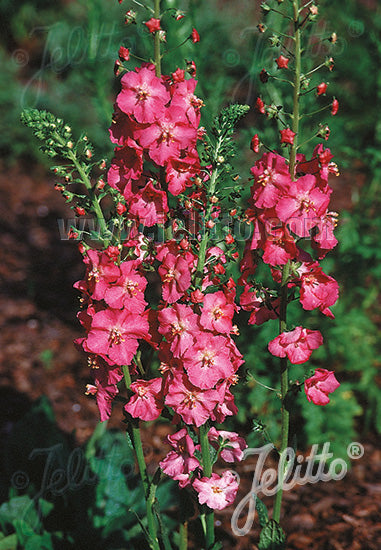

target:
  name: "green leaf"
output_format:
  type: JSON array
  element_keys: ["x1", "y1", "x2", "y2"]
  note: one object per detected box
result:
[
  {"x1": 255, "y1": 498, "x2": 269, "y2": 528},
  {"x1": 208, "y1": 542, "x2": 223, "y2": 550},
  {"x1": 0, "y1": 496, "x2": 39, "y2": 531},
  {"x1": 258, "y1": 519, "x2": 286, "y2": 550},
  {"x1": 0, "y1": 534, "x2": 17, "y2": 550},
  {"x1": 25, "y1": 533, "x2": 54, "y2": 550},
  {"x1": 13, "y1": 519, "x2": 36, "y2": 545}
]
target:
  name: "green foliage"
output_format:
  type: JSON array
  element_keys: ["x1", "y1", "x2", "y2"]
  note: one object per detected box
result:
[
  {"x1": 0, "y1": 397, "x2": 178, "y2": 549},
  {"x1": 258, "y1": 519, "x2": 286, "y2": 550}
]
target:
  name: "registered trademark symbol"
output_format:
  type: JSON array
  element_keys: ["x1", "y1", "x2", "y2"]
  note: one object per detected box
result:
[{"x1": 347, "y1": 442, "x2": 364, "y2": 460}]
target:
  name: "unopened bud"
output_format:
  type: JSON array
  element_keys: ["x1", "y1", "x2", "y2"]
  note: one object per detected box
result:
[
  {"x1": 158, "y1": 30, "x2": 167, "y2": 42},
  {"x1": 125, "y1": 10, "x2": 137, "y2": 24},
  {"x1": 269, "y1": 35, "x2": 281, "y2": 47}
]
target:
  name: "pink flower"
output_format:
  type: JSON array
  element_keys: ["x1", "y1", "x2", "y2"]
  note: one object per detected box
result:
[
  {"x1": 165, "y1": 372, "x2": 219, "y2": 427},
  {"x1": 208, "y1": 427, "x2": 247, "y2": 463},
  {"x1": 158, "y1": 304, "x2": 199, "y2": 357},
  {"x1": 136, "y1": 106, "x2": 197, "y2": 165},
  {"x1": 107, "y1": 139, "x2": 143, "y2": 191},
  {"x1": 104, "y1": 260, "x2": 147, "y2": 312},
  {"x1": 200, "y1": 291, "x2": 235, "y2": 334},
  {"x1": 166, "y1": 155, "x2": 200, "y2": 196},
  {"x1": 182, "y1": 332, "x2": 234, "y2": 389},
  {"x1": 312, "y1": 211, "x2": 338, "y2": 258},
  {"x1": 250, "y1": 152, "x2": 291, "y2": 209},
  {"x1": 117, "y1": 66, "x2": 170, "y2": 124},
  {"x1": 85, "y1": 308, "x2": 149, "y2": 365},
  {"x1": 159, "y1": 253, "x2": 192, "y2": 303},
  {"x1": 211, "y1": 381, "x2": 238, "y2": 423},
  {"x1": 299, "y1": 263, "x2": 339, "y2": 317},
  {"x1": 240, "y1": 285, "x2": 280, "y2": 325},
  {"x1": 77, "y1": 249, "x2": 120, "y2": 301},
  {"x1": 85, "y1": 363, "x2": 123, "y2": 421},
  {"x1": 276, "y1": 174, "x2": 330, "y2": 237},
  {"x1": 159, "y1": 428, "x2": 200, "y2": 486},
  {"x1": 193, "y1": 471, "x2": 239, "y2": 510},
  {"x1": 124, "y1": 377, "x2": 164, "y2": 421},
  {"x1": 170, "y1": 79, "x2": 203, "y2": 127},
  {"x1": 268, "y1": 326, "x2": 323, "y2": 365},
  {"x1": 262, "y1": 225, "x2": 298, "y2": 266},
  {"x1": 127, "y1": 179, "x2": 169, "y2": 226},
  {"x1": 304, "y1": 368, "x2": 340, "y2": 405}
]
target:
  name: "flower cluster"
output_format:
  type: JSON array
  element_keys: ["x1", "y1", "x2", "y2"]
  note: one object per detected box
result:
[
  {"x1": 73, "y1": 60, "x2": 247, "y2": 510},
  {"x1": 242, "y1": 141, "x2": 340, "y2": 401},
  {"x1": 108, "y1": 63, "x2": 202, "y2": 226}
]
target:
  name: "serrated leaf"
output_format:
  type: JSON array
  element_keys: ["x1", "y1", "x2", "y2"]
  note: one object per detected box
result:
[
  {"x1": 255, "y1": 498, "x2": 269, "y2": 528},
  {"x1": 258, "y1": 520, "x2": 286, "y2": 550}
]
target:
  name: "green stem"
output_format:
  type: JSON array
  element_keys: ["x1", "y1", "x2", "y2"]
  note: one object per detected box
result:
[
  {"x1": 272, "y1": 283, "x2": 290, "y2": 523},
  {"x1": 179, "y1": 521, "x2": 188, "y2": 550},
  {"x1": 194, "y1": 134, "x2": 224, "y2": 286},
  {"x1": 122, "y1": 366, "x2": 160, "y2": 550},
  {"x1": 288, "y1": 0, "x2": 301, "y2": 178},
  {"x1": 54, "y1": 132, "x2": 109, "y2": 244},
  {"x1": 154, "y1": 0, "x2": 161, "y2": 77},
  {"x1": 273, "y1": 0, "x2": 301, "y2": 524},
  {"x1": 199, "y1": 423, "x2": 215, "y2": 548}
]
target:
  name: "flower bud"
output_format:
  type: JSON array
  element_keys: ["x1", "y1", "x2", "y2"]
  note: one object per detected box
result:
[
  {"x1": 75, "y1": 206, "x2": 86, "y2": 216},
  {"x1": 125, "y1": 10, "x2": 137, "y2": 24},
  {"x1": 259, "y1": 69, "x2": 269, "y2": 83},
  {"x1": 118, "y1": 46, "x2": 130, "y2": 61},
  {"x1": 190, "y1": 289, "x2": 204, "y2": 303},
  {"x1": 116, "y1": 202, "x2": 127, "y2": 215},
  {"x1": 158, "y1": 30, "x2": 167, "y2": 42},
  {"x1": 191, "y1": 28, "x2": 200, "y2": 43},
  {"x1": 331, "y1": 98, "x2": 339, "y2": 116},
  {"x1": 269, "y1": 35, "x2": 281, "y2": 47}
]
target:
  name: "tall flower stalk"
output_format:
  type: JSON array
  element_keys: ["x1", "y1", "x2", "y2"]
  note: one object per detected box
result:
[{"x1": 21, "y1": 0, "x2": 342, "y2": 548}]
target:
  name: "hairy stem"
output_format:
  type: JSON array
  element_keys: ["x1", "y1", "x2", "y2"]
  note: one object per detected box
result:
[
  {"x1": 273, "y1": 0, "x2": 301, "y2": 525},
  {"x1": 123, "y1": 366, "x2": 160, "y2": 550},
  {"x1": 154, "y1": 0, "x2": 161, "y2": 78},
  {"x1": 199, "y1": 423, "x2": 215, "y2": 548}
]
